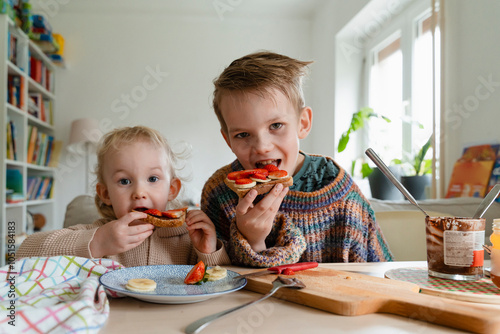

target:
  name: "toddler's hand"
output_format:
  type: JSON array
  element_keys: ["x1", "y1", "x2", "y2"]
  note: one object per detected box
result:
[
  {"x1": 235, "y1": 183, "x2": 289, "y2": 252},
  {"x1": 186, "y1": 210, "x2": 217, "y2": 254},
  {"x1": 90, "y1": 211, "x2": 155, "y2": 258}
]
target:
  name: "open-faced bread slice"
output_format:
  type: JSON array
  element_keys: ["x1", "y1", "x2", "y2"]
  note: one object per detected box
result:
[
  {"x1": 132, "y1": 208, "x2": 187, "y2": 227},
  {"x1": 224, "y1": 167, "x2": 293, "y2": 198}
]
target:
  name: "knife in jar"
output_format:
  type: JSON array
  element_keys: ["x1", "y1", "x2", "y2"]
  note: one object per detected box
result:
[{"x1": 233, "y1": 262, "x2": 318, "y2": 279}]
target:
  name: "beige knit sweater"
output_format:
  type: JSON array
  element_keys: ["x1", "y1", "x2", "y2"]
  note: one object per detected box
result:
[{"x1": 16, "y1": 218, "x2": 231, "y2": 268}]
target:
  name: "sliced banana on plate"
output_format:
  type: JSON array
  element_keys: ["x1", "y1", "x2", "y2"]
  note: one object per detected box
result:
[
  {"x1": 205, "y1": 266, "x2": 228, "y2": 281},
  {"x1": 125, "y1": 278, "x2": 157, "y2": 292}
]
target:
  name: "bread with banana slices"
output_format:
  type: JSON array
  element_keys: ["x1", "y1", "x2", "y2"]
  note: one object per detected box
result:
[{"x1": 224, "y1": 165, "x2": 293, "y2": 198}]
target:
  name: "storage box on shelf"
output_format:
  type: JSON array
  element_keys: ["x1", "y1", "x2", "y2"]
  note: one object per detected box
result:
[{"x1": 1, "y1": 14, "x2": 61, "y2": 266}]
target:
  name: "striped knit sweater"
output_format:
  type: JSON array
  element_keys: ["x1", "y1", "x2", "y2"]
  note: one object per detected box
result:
[{"x1": 201, "y1": 154, "x2": 393, "y2": 267}]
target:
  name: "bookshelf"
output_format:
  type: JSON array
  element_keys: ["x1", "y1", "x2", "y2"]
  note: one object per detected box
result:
[{"x1": 1, "y1": 15, "x2": 61, "y2": 266}]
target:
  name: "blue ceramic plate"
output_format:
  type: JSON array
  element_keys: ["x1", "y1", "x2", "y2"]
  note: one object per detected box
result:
[{"x1": 99, "y1": 265, "x2": 246, "y2": 304}]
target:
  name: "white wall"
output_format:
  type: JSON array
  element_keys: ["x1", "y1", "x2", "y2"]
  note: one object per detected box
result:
[
  {"x1": 41, "y1": 2, "x2": 316, "y2": 228},
  {"x1": 442, "y1": 0, "x2": 500, "y2": 194},
  {"x1": 33, "y1": 0, "x2": 500, "y2": 229}
]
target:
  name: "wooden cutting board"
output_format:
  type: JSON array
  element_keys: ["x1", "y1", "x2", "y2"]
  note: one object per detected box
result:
[{"x1": 236, "y1": 267, "x2": 500, "y2": 334}]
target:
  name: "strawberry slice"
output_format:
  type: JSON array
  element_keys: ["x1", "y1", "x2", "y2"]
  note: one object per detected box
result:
[
  {"x1": 144, "y1": 209, "x2": 162, "y2": 217},
  {"x1": 227, "y1": 171, "x2": 244, "y2": 181},
  {"x1": 162, "y1": 208, "x2": 186, "y2": 219},
  {"x1": 235, "y1": 178, "x2": 255, "y2": 185},
  {"x1": 246, "y1": 169, "x2": 269, "y2": 177},
  {"x1": 268, "y1": 170, "x2": 288, "y2": 179},
  {"x1": 184, "y1": 261, "x2": 206, "y2": 284},
  {"x1": 250, "y1": 173, "x2": 268, "y2": 181},
  {"x1": 263, "y1": 164, "x2": 279, "y2": 172}
]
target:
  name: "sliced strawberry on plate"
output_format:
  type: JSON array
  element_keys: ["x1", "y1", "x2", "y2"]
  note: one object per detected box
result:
[
  {"x1": 144, "y1": 209, "x2": 162, "y2": 217},
  {"x1": 263, "y1": 164, "x2": 279, "y2": 172},
  {"x1": 184, "y1": 261, "x2": 206, "y2": 285},
  {"x1": 268, "y1": 170, "x2": 289, "y2": 179}
]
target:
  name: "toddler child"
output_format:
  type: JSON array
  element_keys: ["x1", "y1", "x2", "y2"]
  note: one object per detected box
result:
[
  {"x1": 18, "y1": 126, "x2": 230, "y2": 267},
  {"x1": 201, "y1": 51, "x2": 393, "y2": 267}
]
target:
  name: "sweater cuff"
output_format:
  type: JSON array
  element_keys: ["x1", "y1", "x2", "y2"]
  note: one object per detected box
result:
[
  {"x1": 229, "y1": 215, "x2": 307, "y2": 267},
  {"x1": 196, "y1": 239, "x2": 231, "y2": 266},
  {"x1": 75, "y1": 228, "x2": 99, "y2": 259}
]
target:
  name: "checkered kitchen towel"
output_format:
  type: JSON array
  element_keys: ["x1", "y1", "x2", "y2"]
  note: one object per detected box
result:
[{"x1": 0, "y1": 256, "x2": 124, "y2": 333}]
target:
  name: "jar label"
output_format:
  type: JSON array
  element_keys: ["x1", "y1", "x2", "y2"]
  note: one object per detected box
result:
[{"x1": 443, "y1": 231, "x2": 485, "y2": 266}]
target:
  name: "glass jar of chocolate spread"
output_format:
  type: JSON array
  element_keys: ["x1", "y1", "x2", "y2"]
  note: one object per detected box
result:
[
  {"x1": 490, "y1": 218, "x2": 500, "y2": 288},
  {"x1": 425, "y1": 216, "x2": 485, "y2": 281}
]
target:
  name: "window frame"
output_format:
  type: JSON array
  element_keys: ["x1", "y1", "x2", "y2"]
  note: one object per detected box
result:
[{"x1": 362, "y1": 0, "x2": 433, "y2": 168}]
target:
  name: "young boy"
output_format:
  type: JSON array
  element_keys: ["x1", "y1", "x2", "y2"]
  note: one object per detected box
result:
[{"x1": 201, "y1": 51, "x2": 393, "y2": 267}]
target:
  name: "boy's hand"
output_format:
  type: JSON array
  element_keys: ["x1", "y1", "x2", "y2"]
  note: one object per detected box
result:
[
  {"x1": 186, "y1": 210, "x2": 217, "y2": 254},
  {"x1": 235, "y1": 183, "x2": 289, "y2": 252},
  {"x1": 90, "y1": 211, "x2": 154, "y2": 258}
]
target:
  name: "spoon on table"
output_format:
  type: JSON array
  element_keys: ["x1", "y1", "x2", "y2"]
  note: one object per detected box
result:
[
  {"x1": 365, "y1": 148, "x2": 429, "y2": 217},
  {"x1": 184, "y1": 276, "x2": 306, "y2": 334},
  {"x1": 472, "y1": 184, "x2": 500, "y2": 218}
]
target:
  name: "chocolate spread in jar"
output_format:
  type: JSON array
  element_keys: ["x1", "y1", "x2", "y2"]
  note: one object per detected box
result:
[{"x1": 425, "y1": 216, "x2": 485, "y2": 280}]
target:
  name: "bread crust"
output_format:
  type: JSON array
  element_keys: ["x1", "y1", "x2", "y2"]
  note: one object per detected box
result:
[
  {"x1": 133, "y1": 210, "x2": 185, "y2": 228},
  {"x1": 224, "y1": 176, "x2": 293, "y2": 198}
]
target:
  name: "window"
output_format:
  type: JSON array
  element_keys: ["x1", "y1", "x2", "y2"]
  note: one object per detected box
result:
[{"x1": 364, "y1": 2, "x2": 436, "y2": 174}]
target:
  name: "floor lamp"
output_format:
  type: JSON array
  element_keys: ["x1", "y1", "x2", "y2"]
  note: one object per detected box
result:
[{"x1": 67, "y1": 118, "x2": 102, "y2": 194}]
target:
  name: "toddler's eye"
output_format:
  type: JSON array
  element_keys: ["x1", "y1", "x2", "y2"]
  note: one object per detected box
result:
[
  {"x1": 235, "y1": 132, "x2": 249, "y2": 139},
  {"x1": 270, "y1": 123, "x2": 283, "y2": 130},
  {"x1": 119, "y1": 178, "x2": 130, "y2": 185},
  {"x1": 148, "y1": 176, "x2": 159, "y2": 183}
]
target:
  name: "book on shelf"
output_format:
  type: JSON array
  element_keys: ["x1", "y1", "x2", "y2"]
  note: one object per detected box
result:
[
  {"x1": 28, "y1": 54, "x2": 54, "y2": 92},
  {"x1": 6, "y1": 169, "x2": 24, "y2": 203},
  {"x1": 26, "y1": 176, "x2": 53, "y2": 200},
  {"x1": 7, "y1": 74, "x2": 25, "y2": 109},
  {"x1": 446, "y1": 144, "x2": 499, "y2": 198},
  {"x1": 26, "y1": 125, "x2": 58, "y2": 166},
  {"x1": 27, "y1": 94, "x2": 53, "y2": 124},
  {"x1": 7, "y1": 30, "x2": 18, "y2": 65},
  {"x1": 6, "y1": 120, "x2": 17, "y2": 160},
  {"x1": 26, "y1": 125, "x2": 38, "y2": 164},
  {"x1": 487, "y1": 148, "x2": 500, "y2": 203},
  {"x1": 47, "y1": 140, "x2": 62, "y2": 167}
]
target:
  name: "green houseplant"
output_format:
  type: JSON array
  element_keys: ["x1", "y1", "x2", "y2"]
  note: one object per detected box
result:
[
  {"x1": 337, "y1": 107, "x2": 391, "y2": 177},
  {"x1": 337, "y1": 107, "x2": 403, "y2": 200},
  {"x1": 393, "y1": 136, "x2": 433, "y2": 199}
]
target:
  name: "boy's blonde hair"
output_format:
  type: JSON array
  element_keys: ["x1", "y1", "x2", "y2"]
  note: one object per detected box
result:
[
  {"x1": 94, "y1": 126, "x2": 182, "y2": 220},
  {"x1": 213, "y1": 51, "x2": 313, "y2": 134}
]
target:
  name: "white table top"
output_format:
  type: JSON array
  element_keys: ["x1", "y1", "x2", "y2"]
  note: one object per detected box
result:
[{"x1": 101, "y1": 261, "x2": 498, "y2": 334}]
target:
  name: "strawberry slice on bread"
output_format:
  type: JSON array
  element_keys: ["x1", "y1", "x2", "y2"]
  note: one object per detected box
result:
[
  {"x1": 133, "y1": 207, "x2": 187, "y2": 227},
  {"x1": 224, "y1": 164, "x2": 293, "y2": 198}
]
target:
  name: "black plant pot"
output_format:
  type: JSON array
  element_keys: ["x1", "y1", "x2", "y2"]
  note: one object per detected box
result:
[
  {"x1": 401, "y1": 175, "x2": 431, "y2": 200},
  {"x1": 368, "y1": 167, "x2": 403, "y2": 200}
]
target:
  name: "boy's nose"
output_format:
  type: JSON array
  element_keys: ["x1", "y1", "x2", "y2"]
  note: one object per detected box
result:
[{"x1": 253, "y1": 135, "x2": 273, "y2": 154}]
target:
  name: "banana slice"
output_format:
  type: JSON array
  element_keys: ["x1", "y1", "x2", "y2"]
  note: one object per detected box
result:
[
  {"x1": 205, "y1": 266, "x2": 227, "y2": 281},
  {"x1": 125, "y1": 278, "x2": 157, "y2": 292}
]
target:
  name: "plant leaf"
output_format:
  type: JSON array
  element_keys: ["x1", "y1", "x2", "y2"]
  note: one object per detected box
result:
[
  {"x1": 414, "y1": 136, "x2": 432, "y2": 175},
  {"x1": 361, "y1": 163, "x2": 373, "y2": 178}
]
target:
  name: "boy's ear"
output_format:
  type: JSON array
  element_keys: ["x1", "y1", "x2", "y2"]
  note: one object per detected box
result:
[
  {"x1": 298, "y1": 106, "x2": 313, "y2": 139},
  {"x1": 168, "y1": 178, "x2": 182, "y2": 201},
  {"x1": 220, "y1": 129, "x2": 232, "y2": 149},
  {"x1": 96, "y1": 183, "x2": 112, "y2": 205}
]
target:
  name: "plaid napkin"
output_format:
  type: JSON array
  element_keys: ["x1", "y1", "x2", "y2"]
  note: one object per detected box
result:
[{"x1": 0, "y1": 256, "x2": 124, "y2": 333}]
